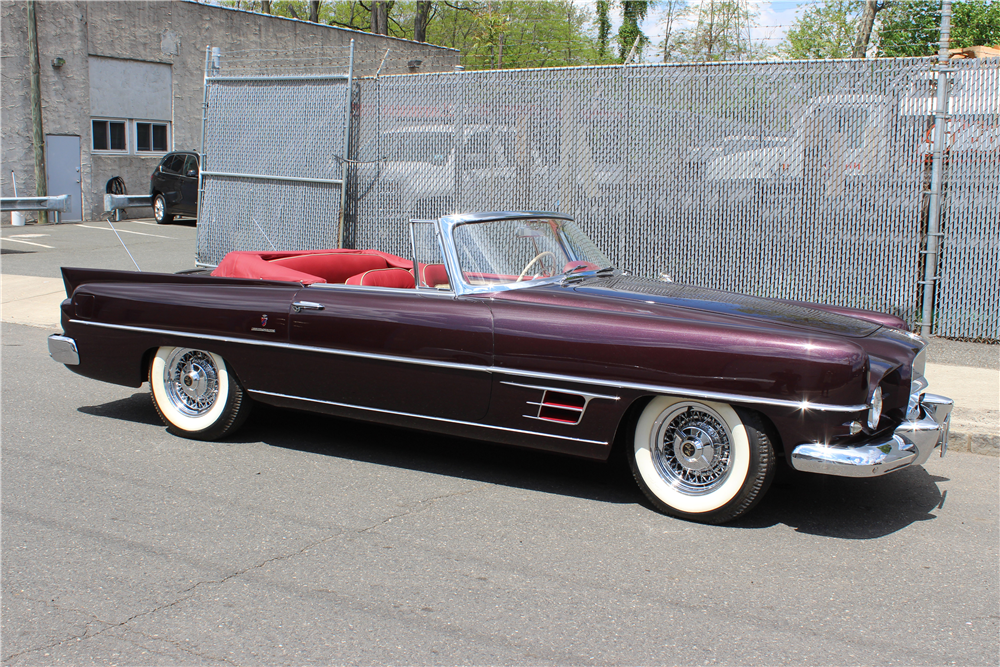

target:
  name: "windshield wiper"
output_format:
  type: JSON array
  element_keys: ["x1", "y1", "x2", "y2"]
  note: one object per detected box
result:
[{"x1": 562, "y1": 265, "x2": 617, "y2": 283}]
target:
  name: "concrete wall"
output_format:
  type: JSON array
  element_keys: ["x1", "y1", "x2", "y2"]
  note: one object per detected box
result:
[{"x1": 1, "y1": 0, "x2": 460, "y2": 222}]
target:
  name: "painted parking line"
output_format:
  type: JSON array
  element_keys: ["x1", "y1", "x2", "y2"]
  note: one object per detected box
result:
[
  {"x1": 77, "y1": 224, "x2": 174, "y2": 239},
  {"x1": 0, "y1": 237, "x2": 55, "y2": 248}
]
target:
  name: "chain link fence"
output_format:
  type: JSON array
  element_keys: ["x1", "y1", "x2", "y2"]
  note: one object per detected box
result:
[
  {"x1": 935, "y1": 59, "x2": 1000, "y2": 340},
  {"x1": 197, "y1": 47, "x2": 353, "y2": 266},
  {"x1": 197, "y1": 54, "x2": 999, "y2": 341}
]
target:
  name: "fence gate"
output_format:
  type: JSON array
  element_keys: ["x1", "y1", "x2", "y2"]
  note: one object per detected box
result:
[{"x1": 196, "y1": 44, "x2": 354, "y2": 267}]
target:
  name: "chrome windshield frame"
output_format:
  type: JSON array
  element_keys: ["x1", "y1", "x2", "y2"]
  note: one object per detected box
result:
[{"x1": 434, "y1": 211, "x2": 599, "y2": 297}]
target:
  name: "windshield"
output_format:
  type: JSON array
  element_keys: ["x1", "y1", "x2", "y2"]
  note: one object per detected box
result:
[{"x1": 451, "y1": 217, "x2": 612, "y2": 288}]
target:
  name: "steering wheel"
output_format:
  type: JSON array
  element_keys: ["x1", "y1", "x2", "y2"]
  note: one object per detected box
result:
[{"x1": 516, "y1": 251, "x2": 556, "y2": 282}]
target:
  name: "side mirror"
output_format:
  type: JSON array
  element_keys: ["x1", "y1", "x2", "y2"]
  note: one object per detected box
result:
[
  {"x1": 186, "y1": 169, "x2": 197, "y2": 177},
  {"x1": 658, "y1": 270, "x2": 673, "y2": 283}
]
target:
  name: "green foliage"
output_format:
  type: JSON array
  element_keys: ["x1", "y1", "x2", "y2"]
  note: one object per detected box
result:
[
  {"x1": 218, "y1": 1, "x2": 615, "y2": 69},
  {"x1": 877, "y1": 0, "x2": 1000, "y2": 57},
  {"x1": 425, "y1": 1, "x2": 602, "y2": 69},
  {"x1": 618, "y1": 0, "x2": 653, "y2": 62},
  {"x1": 781, "y1": 0, "x2": 863, "y2": 59}
]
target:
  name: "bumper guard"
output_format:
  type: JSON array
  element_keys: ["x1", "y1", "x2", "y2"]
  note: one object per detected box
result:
[{"x1": 790, "y1": 393, "x2": 953, "y2": 478}]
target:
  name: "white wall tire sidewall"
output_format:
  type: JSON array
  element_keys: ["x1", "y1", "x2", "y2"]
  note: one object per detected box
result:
[
  {"x1": 633, "y1": 396, "x2": 751, "y2": 515},
  {"x1": 151, "y1": 347, "x2": 231, "y2": 433}
]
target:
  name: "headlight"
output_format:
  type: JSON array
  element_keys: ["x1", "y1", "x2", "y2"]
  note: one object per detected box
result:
[{"x1": 868, "y1": 386, "x2": 883, "y2": 430}]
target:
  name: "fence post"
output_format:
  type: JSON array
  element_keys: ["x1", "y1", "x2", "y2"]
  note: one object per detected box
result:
[{"x1": 920, "y1": 0, "x2": 952, "y2": 338}]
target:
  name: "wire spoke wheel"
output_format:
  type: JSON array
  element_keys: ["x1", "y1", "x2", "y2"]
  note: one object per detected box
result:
[
  {"x1": 651, "y1": 403, "x2": 733, "y2": 495},
  {"x1": 164, "y1": 349, "x2": 220, "y2": 416},
  {"x1": 629, "y1": 397, "x2": 775, "y2": 524},
  {"x1": 149, "y1": 346, "x2": 251, "y2": 440}
]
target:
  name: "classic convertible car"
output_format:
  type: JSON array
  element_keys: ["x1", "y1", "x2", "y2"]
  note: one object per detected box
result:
[{"x1": 48, "y1": 212, "x2": 953, "y2": 523}]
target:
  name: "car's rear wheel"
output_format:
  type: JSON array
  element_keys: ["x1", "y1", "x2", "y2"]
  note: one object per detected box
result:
[
  {"x1": 153, "y1": 194, "x2": 173, "y2": 224},
  {"x1": 149, "y1": 346, "x2": 251, "y2": 440},
  {"x1": 629, "y1": 396, "x2": 775, "y2": 524}
]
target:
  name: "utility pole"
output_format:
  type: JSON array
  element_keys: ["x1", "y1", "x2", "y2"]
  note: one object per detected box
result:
[
  {"x1": 27, "y1": 0, "x2": 47, "y2": 223},
  {"x1": 920, "y1": 0, "x2": 952, "y2": 337}
]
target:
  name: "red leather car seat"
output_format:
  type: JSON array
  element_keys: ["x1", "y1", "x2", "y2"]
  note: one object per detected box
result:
[
  {"x1": 270, "y1": 253, "x2": 387, "y2": 284},
  {"x1": 421, "y1": 263, "x2": 450, "y2": 288},
  {"x1": 345, "y1": 267, "x2": 415, "y2": 288}
]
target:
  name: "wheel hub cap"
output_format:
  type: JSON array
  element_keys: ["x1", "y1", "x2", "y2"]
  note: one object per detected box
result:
[
  {"x1": 651, "y1": 403, "x2": 733, "y2": 495},
  {"x1": 164, "y1": 349, "x2": 219, "y2": 416}
]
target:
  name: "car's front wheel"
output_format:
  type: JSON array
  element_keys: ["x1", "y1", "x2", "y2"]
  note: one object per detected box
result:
[
  {"x1": 149, "y1": 346, "x2": 251, "y2": 440},
  {"x1": 153, "y1": 194, "x2": 173, "y2": 224},
  {"x1": 629, "y1": 396, "x2": 775, "y2": 523}
]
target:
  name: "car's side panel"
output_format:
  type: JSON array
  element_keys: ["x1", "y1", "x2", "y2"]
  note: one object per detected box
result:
[
  {"x1": 488, "y1": 290, "x2": 869, "y2": 408},
  {"x1": 62, "y1": 274, "x2": 301, "y2": 390},
  {"x1": 178, "y1": 156, "x2": 199, "y2": 215},
  {"x1": 282, "y1": 286, "x2": 494, "y2": 421}
]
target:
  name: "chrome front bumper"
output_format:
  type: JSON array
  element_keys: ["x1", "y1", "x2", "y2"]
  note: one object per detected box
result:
[
  {"x1": 48, "y1": 334, "x2": 79, "y2": 365},
  {"x1": 790, "y1": 393, "x2": 953, "y2": 478}
]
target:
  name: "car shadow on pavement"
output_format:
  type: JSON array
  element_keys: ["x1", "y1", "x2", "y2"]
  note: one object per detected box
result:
[
  {"x1": 80, "y1": 395, "x2": 947, "y2": 536},
  {"x1": 729, "y1": 464, "x2": 947, "y2": 538},
  {"x1": 242, "y1": 404, "x2": 639, "y2": 506},
  {"x1": 77, "y1": 392, "x2": 165, "y2": 427}
]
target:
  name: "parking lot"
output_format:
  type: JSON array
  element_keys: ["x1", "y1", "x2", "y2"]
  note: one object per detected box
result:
[{"x1": 2, "y1": 219, "x2": 998, "y2": 665}]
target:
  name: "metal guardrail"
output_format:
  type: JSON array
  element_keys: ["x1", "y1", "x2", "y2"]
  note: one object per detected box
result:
[
  {"x1": 1, "y1": 194, "x2": 70, "y2": 224},
  {"x1": 103, "y1": 194, "x2": 153, "y2": 211},
  {"x1": 1, "y1": 194, "x2": 70, "y2": 212}
]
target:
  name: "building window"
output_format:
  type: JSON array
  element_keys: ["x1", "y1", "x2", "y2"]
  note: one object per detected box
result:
[
  {"x1": 136, "y1": 122, "x2": 168, "y2": 153},
  {"x1": 92, "y1": 119, "x2": 127, "y2": 152}
]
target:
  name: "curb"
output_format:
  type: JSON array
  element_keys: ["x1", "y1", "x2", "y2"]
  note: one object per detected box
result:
[{"x1": 948, "y1": 430, "x2": 999, "y2": 457}]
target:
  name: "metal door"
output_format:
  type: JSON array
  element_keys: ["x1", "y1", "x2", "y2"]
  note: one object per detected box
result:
[
  {"x1": 45, "y1": 135, "x2": 82, "y2": 221},
  {"x1": 285, "y1": 287, "x2": 494, "y2": 421}
]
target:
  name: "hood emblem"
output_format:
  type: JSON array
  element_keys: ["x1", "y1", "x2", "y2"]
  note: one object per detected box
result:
[{"x1": 261, "y1": 314, "x2": 268, "y2": 327}]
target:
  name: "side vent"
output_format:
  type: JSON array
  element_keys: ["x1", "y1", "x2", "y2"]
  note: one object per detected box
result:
[
  {"x1": 532, "y1": 391, "x2": 587, "y2": 425},
  {"x1": 501, "y1": 380, "x2": 620, "y2": 427}
]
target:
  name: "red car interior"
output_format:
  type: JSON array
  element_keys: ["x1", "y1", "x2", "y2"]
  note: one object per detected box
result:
[{"x1": 211, "y1": 249, "x2": 450, "y2": 289}]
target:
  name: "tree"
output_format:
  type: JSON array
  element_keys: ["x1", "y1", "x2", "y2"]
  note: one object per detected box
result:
[
  {"x1": 877, "y1": 0, "x2": 1000, "y2": 57},
  {"x1": 781, "y1": 0, "x2": 863, "y2": 59},
  {"x1": 414, "y1": 1, "x2": 432, "y2": 42},
  {"x1": 596, "y1": 0, "x2": 612, "y2": 60},
  {"x1": 659, "y1": 0, "x2": 690, "y2": 62},
  {"x1": 851, "y1": 0, "x2": 889, "y2": 57},
  {"x1": 618, "y1": 0, "x2": 653, "y2": 62},
  {"x1": 371, "y1": 1, "x2": 391, "y2": 34},
  {"x1": 672, "y1": 0, "x2": 756, "y2": 61}
]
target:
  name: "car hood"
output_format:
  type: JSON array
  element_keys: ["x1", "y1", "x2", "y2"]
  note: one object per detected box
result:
[{"x1": 568, "y1": 274, "x2": 882, "y2": 338}]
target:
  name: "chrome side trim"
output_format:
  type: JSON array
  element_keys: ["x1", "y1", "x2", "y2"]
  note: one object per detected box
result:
[
  {"x1": 70, "y1": 319, "x2": 491, "y2": 374},
  {"x1": 69, "y1": 319, "x2": 867, "y2": 413},
  {"x1": 495, "y1": 367, "x2": 866, "y2": 413},
  {"x1": 246, "y1": 389, "x2": 609, "y2": 446},
  {"x1": 48, "y1": 335, "x2": 79, "y2": 365},
  {"x1": 500, "y1": 380, "x2": 620, "y2": 401}
]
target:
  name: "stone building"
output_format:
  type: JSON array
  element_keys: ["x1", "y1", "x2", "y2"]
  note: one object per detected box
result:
[{"x1": 1, "y1": 0, "x2": 459, "y2": 221}]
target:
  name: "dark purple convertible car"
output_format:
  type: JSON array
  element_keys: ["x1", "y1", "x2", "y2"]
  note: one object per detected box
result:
[{"x1": 48, "y1": 212, "x2": 952, "y2": 523}]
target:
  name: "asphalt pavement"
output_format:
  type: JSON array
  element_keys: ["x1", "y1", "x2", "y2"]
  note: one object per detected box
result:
[{"x1": 1, "y1": 218, "x2": 999, "y2": 665}]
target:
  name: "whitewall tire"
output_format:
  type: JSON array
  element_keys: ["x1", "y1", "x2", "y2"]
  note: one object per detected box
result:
[
  {"x1": 149, "y1": 346, "x2": 251, "y2": 440},
  {"x1": 629, "y1": 396, "x2": 775, "y2": 523}
]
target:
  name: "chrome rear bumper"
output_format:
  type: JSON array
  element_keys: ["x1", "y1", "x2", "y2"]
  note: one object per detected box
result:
[
  {"x1": 790, "y1": 393, "x2": 953, "y2": 478},
  {"x1": 48, "y1": 334, "x2": 79, "y2": 365}
]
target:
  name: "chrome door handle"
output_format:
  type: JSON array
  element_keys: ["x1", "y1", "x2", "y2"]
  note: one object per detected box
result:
[{"x1": 292, "y1": 301, "x2": 324, "y2": 312}]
